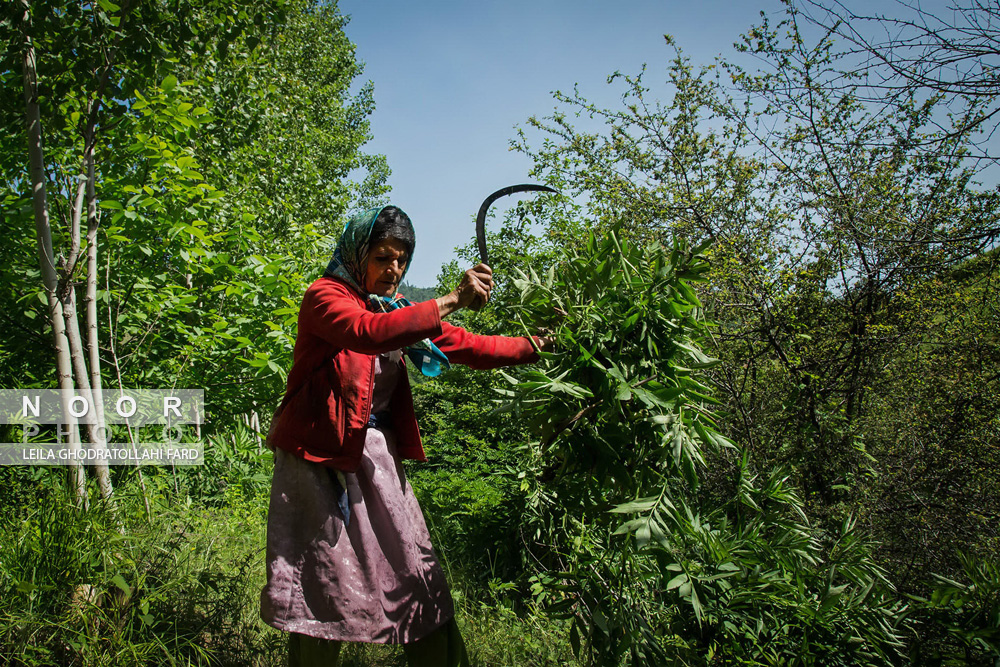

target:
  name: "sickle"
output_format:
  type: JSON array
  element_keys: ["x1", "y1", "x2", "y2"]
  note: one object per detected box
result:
[{"x1": 475, "y1": 184, "x2": 558, "y2": 265}]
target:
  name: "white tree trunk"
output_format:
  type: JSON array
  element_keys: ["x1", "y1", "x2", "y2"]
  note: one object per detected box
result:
[
  {"x1": 64, "y1": 286, "x2": 115, "y2": 502},
  {"x1": 83, "y1": 149, "x2": 114, "y2": 500},
  {"x1": 21, "y1": 4, "x2": 86, "y2": 504}
]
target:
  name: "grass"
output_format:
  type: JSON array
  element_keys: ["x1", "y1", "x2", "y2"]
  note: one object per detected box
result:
[
  {"x1": 333, "y1": 602, "x2": 575, "y2": 667},
  {"x1": 0, "y1": 468, "x2": 576, "y2": 666}
]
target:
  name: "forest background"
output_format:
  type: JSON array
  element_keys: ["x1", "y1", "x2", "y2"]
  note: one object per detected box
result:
[{"x1": 0, "y1": 0, "x2": 998, "y2": 665}]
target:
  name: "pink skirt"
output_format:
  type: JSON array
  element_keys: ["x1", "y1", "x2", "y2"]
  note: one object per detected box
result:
[{"x1": 259, "y1": 426, "x2": 455, "y2": 643}]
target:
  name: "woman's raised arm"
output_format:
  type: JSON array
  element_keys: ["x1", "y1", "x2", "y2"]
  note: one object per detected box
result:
[{"x1": 300, "y1": 278, "x2": 443, "y2": 354}]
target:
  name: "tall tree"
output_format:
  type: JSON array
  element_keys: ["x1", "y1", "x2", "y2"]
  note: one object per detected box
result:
[
  {"x1": 797, "y1": 0, "x2": 1000, "y2": 168},
  {"x1": 512, "y1": 1, "x2": 999, "y2": 595},
  {"x1": 1, "y1": 0, "x2": 386, "y2": 501}
]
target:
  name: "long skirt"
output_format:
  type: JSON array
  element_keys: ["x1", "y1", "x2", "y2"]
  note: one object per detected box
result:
[{"x1": 259, "y1": 425, "x2": 455, "y2": 643}]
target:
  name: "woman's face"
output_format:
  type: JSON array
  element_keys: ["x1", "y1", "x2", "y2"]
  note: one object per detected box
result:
[{"x1": 364, "y1": 238, "x2": 408, "y2": 296}]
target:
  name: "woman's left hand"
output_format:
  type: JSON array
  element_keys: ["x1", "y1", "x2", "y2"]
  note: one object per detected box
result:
[{"x1": 536, "y1": 335, "x2": 555, "y2": 351}]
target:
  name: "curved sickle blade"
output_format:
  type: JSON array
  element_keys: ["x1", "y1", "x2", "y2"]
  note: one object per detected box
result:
[{"x1": 476, "y1": 184, "x2": 558, "y2": 265}]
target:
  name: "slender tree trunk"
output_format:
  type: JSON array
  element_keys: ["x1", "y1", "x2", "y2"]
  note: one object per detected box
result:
[
  {"x1": 83, "y1": 146, "x2": 114, "y2": 500},
  {"x1": 21, "y1": 1, "x2": 86, "y2": 504},
  {"x1": 62, "y1": 287, "x2": 92, "y2": 420},
  {"x1": 64, "y1": 286, "x2": 115, "y2": 502},
  {"x1": 251, "y1": 410, "x2": 261, "y2": 453},
  {"x1": 62, "y1": 126, "x2": 114, "y2": 503},
  {"x1": 186, "y1": 270, "x2": 202, "y2": 443}
]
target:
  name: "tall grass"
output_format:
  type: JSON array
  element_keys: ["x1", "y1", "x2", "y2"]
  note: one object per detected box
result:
[
  {"x1": 0, "y1": 423, "x2": 579, "y2": 666},
  {"x1": 0, "y1": 467, "x2": 283, "y2": 665}
]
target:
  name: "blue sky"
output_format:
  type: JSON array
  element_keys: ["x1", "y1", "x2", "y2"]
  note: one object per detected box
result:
[{"x1": 337, "y1": 0, "x2": 791, "y2": 287}]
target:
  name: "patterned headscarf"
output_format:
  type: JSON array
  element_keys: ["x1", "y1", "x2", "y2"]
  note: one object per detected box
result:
[{"x1": 324, "y1": 206, "x2": 450, "y2": 377}]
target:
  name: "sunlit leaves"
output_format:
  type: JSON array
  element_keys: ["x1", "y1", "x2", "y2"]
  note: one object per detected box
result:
[
  {"x1": 504, "y1": 227, "x2": 722, "y2": 498},
  {"x1": 0, "y1": 0, "x2": 383, "y2": 423}
]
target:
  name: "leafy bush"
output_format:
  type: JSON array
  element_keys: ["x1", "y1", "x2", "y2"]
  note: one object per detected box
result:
[
  {"x1": 906, "y1": 551, "x2": 1000, "y2": 665},
  {"x1": 502, "y1": 228, "x2": 909, "y2": 665},
  {"x1": 180, "y1": 419, "x2": 273, "y2": 505}
]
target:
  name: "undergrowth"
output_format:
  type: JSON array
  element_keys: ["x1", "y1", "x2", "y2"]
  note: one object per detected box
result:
[{"x1": 0, "y1": 438, "x2": 577, "y2": 666}]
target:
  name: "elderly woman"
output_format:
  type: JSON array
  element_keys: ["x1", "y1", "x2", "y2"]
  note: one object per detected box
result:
[{"x1": 261, "y1": 205, "x2": 545, "y2": 666}]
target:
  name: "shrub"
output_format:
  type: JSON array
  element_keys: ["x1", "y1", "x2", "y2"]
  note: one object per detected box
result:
[{"x1": 503, "y1": 228, "x2": 909, "y2": 665}]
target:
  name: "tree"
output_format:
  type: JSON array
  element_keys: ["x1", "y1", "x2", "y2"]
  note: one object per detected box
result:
[
  {"x1": 796, "y1": 0, "x2": 1000, "y2": 168},
  {"x1": 509, "y1": 3, "x2": 999, "y2": 659},
  {"x1": 1, "y1": 0, "x2": 386, "y2": 503}
]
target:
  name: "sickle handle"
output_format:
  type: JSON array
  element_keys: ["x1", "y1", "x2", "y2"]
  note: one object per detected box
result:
[{"x1": 475, "y1": 184, "x2": 558, "y2": 265}]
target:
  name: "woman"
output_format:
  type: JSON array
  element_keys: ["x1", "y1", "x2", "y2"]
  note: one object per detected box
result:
[{"x1": 261, "y1": 205, "x2": 545, "y2": 666}]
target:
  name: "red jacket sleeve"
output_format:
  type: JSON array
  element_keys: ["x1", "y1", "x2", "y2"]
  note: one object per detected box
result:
[
  {"x1": 300, "y1": 277, "x2": 443, "y2": 354},
  {"x1": 433, "y1": 321, "x2": 540, "y2": 369}
]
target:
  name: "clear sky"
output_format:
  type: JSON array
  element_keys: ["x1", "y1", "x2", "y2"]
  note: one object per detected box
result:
[{"x1": 336, "y1": 0, "x2": 790, "y2": 287}]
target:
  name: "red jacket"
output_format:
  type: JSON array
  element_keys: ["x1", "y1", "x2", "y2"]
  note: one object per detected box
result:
[{"x1": 268, "y1": 276, "x2": 539, "y2": 471}]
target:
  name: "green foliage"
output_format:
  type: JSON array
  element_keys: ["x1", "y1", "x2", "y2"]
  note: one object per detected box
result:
[
  {"x1": 499, "y1": 228, "x2": 908, "y2": 665},
  {"x1": 906, "y1": 552, "x2": 1000, "y2": 664},
  {"x1": 503, "y1": 228, "x2": 722, "y2": 506},
  {"x1": 854, "y1": 257, "x2": 1000, "y2": 586},
  {"x1": 0, "y1": 482, "x2": 281, "y2": 666},
  {"x1": 457, "y1": 601, "x2": 577, "y2": 667},
  {"x1": 409, "y1": 362, "x2": 533, "y2": 586},
  {"x1": 398, "y1": 281, "x2": 438, "y2": 303},
  {"x1": 611, "y1": 476, "x2": 906, "y2": 666}
]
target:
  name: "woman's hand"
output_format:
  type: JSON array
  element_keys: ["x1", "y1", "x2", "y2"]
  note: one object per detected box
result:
[
  {"x1": 532, "y1": 308, "x2": 563, "y2": 351},
  {"x1": 436, "y1": 264, "x2": 494, "y2": 319},
  {"x1": 536, "y1": 335, "x2": 555, "y2": 351}
]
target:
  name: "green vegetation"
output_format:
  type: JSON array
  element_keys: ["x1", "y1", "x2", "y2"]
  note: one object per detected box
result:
[
  {"x1": 399, "y1": 282, "x2": 437, "y2": 303},
  {"x1": 2, "y1": 0, "x2": 998, "y2": 665}
]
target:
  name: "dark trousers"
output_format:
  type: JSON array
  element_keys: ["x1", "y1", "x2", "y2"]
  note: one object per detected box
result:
[{"x1": 287, "y1": 617, "x2": 470, "y2": 667}]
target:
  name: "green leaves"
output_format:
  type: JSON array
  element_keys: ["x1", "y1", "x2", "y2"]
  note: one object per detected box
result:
[
  {"x1": 505, "y1": 227, "x2": 723, "y2": 493},
  {"x1": 905, "y1": 552, "x2": 1000, "y2": 658},
  {"x1": 497, "y1": 224, "x2": 909, "y2": 663},
  {"x1": 501, "y1": 226, "x2": 755, "y2": 659}
]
